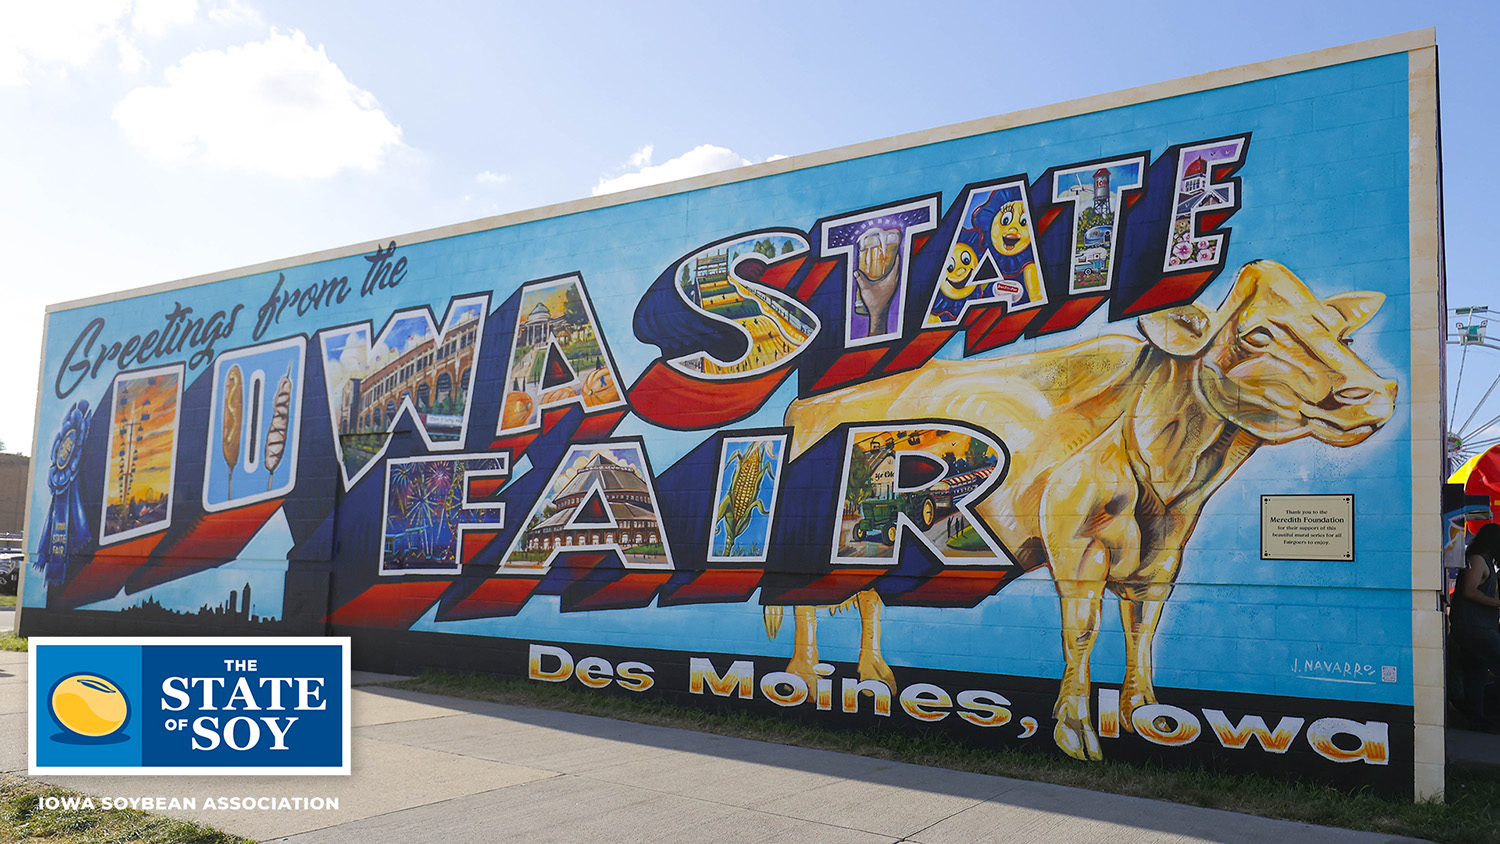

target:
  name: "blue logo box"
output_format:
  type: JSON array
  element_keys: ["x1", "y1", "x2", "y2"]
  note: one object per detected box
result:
[{"x1": 30, "y1": 637, "x2": 350, "y2": 775}]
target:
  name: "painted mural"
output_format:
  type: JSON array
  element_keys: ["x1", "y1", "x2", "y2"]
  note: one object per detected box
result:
[
  {"x1": 923, "y1": 181, "x2": 1045, "y2": 326},
  {"x1": 22, "y1": 48, "x2": 1431, "y2": 795}
]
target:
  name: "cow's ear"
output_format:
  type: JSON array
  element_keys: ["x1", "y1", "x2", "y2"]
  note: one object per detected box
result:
[
  {"x1": 1323, "y1": 291, "x2": 1384, "y2": 331},
  {"x1": 1139, "y1": 304, "x2": 1215, "y2": 357}
]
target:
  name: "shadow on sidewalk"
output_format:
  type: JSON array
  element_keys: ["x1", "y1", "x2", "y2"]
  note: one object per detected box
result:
[{"x1": 355, "y1": 685, "x2": 1429, "y2": 844}]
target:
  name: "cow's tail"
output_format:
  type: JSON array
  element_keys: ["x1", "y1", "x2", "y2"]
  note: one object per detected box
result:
[{"x1": 762, "y1": 605, "x2": 783, "y2": 639}]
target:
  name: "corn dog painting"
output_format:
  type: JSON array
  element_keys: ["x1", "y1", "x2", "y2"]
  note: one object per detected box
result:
[
  {"x1": 221, "y1": 364, "x2": 242, "y2": 498},
  {"x1": 203, "y1": 338, "x2": 305, "y2": 512}
]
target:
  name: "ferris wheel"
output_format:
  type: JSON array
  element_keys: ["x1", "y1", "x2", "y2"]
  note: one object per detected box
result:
[{"x1": 1447, "y1": 305, "x2": 1500, "y2": 475}]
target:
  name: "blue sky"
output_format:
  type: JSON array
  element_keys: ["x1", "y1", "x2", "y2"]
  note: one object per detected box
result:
[{"x1": 3, "y1": 0, "x2": 1496, "y2": 457}]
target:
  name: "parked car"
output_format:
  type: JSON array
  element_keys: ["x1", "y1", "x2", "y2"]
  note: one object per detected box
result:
[
  {"x1": 0, "y1": 554, "x2": 18, "y2": 595},
  {"x1": 0, "y1": 533, "x2": 22, "y2": 595}
]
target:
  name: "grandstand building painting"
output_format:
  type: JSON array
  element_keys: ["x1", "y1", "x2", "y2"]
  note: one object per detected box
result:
[{"x1": 504, "y1": 444, "x2": 670, "y2": 570}]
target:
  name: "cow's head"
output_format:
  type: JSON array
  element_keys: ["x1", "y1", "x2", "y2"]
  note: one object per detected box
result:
[{"x1": 1138, "y1": 260, "x2": 1397, "y2": 445}]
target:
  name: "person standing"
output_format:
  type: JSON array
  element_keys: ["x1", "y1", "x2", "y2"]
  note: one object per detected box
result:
[{"x1": 1455, "y1": 523, "x2": 1500, "y2": 729}]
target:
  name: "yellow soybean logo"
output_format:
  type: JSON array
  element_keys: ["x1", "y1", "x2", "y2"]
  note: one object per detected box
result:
[{"x1": 49, "y1": 674, "x2": 130, "y2": 738}]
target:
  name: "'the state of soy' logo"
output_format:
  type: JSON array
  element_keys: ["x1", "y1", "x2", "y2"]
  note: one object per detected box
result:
[{"x1": 30, "y1": 637, "x2": 349, "y2": 775}]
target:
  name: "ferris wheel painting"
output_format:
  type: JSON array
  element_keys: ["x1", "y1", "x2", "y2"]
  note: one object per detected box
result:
[
  {"x1": 100, "y1": 365, "x2": 183, "y2": 545},
  {"x1": 1448, "y1": 305, "x2": 1500, "y2": 474}
]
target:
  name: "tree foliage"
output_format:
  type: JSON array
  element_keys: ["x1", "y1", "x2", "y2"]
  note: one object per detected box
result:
[{"x1": 846, "y1": 447, "x2": 874, "y2": 508}]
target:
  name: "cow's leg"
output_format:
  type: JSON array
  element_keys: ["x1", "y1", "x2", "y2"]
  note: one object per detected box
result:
[
  {"x1": 1053, "y1": 570, "x2": 1107, "y2": 761},
  {"x1": 1115, "y1": 584, "x2": 1170, "y2": 732},
  {"x1": 1040, "y1": 457, "x2": 1134, "y2": 763},
  {"x1": 855, "y1": 590, "x2": 897, "y2": 688},
  {"x1": 785, "y1": 606, "x2": 821, "y2": 686},
  {"x1": 1111, "y1": 506, "x2": 1195, "y2": 732}
]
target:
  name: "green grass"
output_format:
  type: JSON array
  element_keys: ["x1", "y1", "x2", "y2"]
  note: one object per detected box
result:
[
  {"x1": 946, "y1": 526, "x2": 988, "y2": 551},
  {"x1": 0, "y1": 633, "x2": 24, "y2": 652},
  {"x1": 391, "y1": 670, "x2": 1500, "y2": 844},
  {"x1": 0, "y1": 776, "x2": 250, "y2": 844},
  {"x1": 0, "y1": 595, "x2": 15, "y2": 608}
]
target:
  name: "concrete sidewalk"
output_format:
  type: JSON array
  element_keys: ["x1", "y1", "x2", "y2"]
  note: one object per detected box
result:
[{"x1": 1, "y1": 648, "x2": 1433, "y2": 843}]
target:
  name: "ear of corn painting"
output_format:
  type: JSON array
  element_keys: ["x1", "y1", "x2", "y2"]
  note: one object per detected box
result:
[{"x1": 711, "y1": 438, "x2": 782, "y2": 559}]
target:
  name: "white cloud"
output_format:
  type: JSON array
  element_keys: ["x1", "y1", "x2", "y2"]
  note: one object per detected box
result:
[
  {"x1": 593, "y1": 144, "x2": 771, "y2": 196},
  {"x1": 0, "y1": 0, "x2": 131, "y2": 86},
  {"x1": 131, "y1": 0, "x2": 198, "y2": 36},
  {"x1": 112, "y1": 29, "x2": 406, "y2": 179},
  {"x1": 0, "y1": 0, "x2": 203, "y2": 86},
  {"x1": 117, "y1": 39, "x2": 148, "y2": 73},
  {"x1": 475, "y1": 170, "x2": 509, "y2": 186},
  {"x1": 207, "y1": 0, "x2": 262, "y2": 27},
  {"x1": 334, "y1": 346, "x2": 365, "y2": 380},
  {"x1": 0, "y1": 43, "x2": 23, "y2": 86}
]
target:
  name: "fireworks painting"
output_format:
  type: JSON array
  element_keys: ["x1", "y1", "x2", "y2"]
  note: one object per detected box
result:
[{"x1": 381, "y1": 455, "x2": 507, "y2": 574}]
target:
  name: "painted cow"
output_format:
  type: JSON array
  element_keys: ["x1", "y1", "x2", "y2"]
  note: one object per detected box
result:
[{"x1": 779, "y1": 260, "x2": 1397, "y2": 760}]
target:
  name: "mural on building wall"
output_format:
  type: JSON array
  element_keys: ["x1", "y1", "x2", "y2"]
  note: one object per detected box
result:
[
  {"x1": 22, "y1": 51, "x2": 1429, "y2": 793},
  {"x1": 1053, "y1": 158, "x2": 1144, "y2": 293},
  {"x1": 781, "y1": 259, "x2": 1396, "y2": 760},
  {"x1": 824, "y1": 198, "x2": 937, "y2": 346},
  {"x1": 501, "y1": 442, "x2": 671, "y2": 571},
  {"x1": 668, "y1": 235, "x2": 818, "y2": 378},
  {"x1": 1166, "y1": 138, "x2": 1246, "y2": 272},
  {"x1": 826, "y1": 425, "x2": 1008, "y2": 563},
  {"x1": 381, "y1": 454, "x2": 508, "y2": 575}
]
